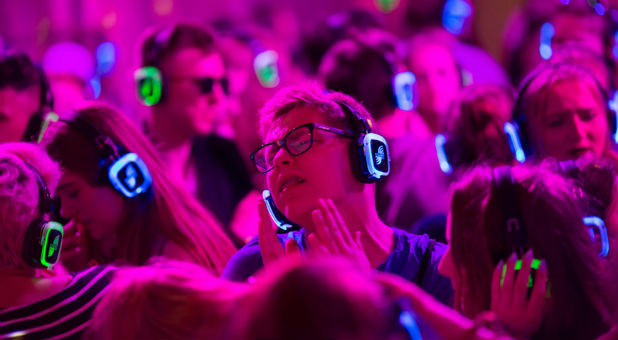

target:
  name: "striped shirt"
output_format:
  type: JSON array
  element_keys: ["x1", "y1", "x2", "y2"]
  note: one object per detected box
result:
[{"x1": 0, "y1": 265, "x2": 115, "y2": 340}]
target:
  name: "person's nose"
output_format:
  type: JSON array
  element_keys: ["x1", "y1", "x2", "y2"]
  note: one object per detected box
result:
[
  {"x1": 272, "y1": 144, "x2": 294, "y2": 169},
  {"x1": 568, "y1": 115, "x2": 590, "y2": 142}
]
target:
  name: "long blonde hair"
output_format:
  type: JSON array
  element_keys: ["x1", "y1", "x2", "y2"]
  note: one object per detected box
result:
[
  {"x1": 87, "y1": 260, "x2": 249, "y2": 339},
  {"x1": 42, "y1": 103, "x2": 236, "y2": 274}
]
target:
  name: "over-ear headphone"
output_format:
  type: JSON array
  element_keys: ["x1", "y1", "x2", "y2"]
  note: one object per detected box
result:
[
  {"x1": 216, "y1": 27, "x2": 281, "y2": 88},
  {"x1": 62, "y1": 115, "x2": 153, "y2": 198},
  {"x1": 555, "y1": 159, "x2": 611, "y2": 258},
  {"x1": 492, "y1": 166, "x2": 545, "y2": 293},
  {"x1": 336, "y1": 100, "x2": 391, "y2": 182},
  {"x1": 134, "y1": 27, "x2": 174, "y2": 106},
  {"x1": 22, "y1": 163, "x2": 63, "y2": 269},
  {"x1": 506, "y1": 62, "x2": 618, "y2": 162}
]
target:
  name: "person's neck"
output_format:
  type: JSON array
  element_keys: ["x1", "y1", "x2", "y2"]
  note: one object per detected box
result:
[{"x1": 303, "y1": 191, "x2": 394, "y2": 268}]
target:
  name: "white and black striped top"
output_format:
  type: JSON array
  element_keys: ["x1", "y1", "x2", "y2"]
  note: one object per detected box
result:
[{"x1": 0, "y1": 265, "x2": 115, "y2": 340}]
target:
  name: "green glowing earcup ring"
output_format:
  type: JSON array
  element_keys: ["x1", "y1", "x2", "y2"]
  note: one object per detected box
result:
[{"x1": 134, "y1": 66, "x2": 163, "y2": 106}]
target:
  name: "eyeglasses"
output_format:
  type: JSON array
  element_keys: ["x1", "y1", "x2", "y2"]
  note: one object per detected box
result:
[
  {"x1": 250, "y1": 123, "x2": 354, "y2": 173},
  {"x1": 169, "y1": 76, "x2": 230, "y2": 96}
]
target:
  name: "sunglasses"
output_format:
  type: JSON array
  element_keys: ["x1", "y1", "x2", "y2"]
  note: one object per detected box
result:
[{"x1": 169, "y1": 76, "x2": 230, "y2": 96}]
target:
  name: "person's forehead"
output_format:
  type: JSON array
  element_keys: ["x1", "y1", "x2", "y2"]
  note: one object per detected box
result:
[
  {"x1": 265, "y1": 105, "x2": 332, "y2": 142},
  {"x1": 0, "y1": 87, "x2": 40, "y2": 110},
  {"x1": 161, "y1": 48, "x2": 225, "y2": 77},
  {"x1": 544, "y1": 78, "x2": 603, "y2": 107}
]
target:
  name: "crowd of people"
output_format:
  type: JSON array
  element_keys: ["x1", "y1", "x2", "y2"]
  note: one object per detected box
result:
[{"x1": 0, "y1": 0, "x2": 617, "y2": 339}]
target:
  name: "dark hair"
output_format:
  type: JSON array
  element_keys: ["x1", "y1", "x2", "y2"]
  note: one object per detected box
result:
[
  {"x1": 0, "y1": 53, "x2": 51, "y2": 110},
  {"x1": 450, "y1": 164, "x2": 616, "y2": 339},
  {"x1": 139, "y1": 23, "x2": 218, "y2": 68},
  {"x1": 293, "y1": 9, "x2": 384, "y2": 76},
  {"x1": 319, "y1": 30, "x2": 401, "y2": 120},
  {"x1": 443, "y1": 84, "x2": 515, "y2": 172}
]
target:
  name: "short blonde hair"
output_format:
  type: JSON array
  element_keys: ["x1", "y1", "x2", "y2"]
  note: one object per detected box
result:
[
  {"x1": 87, "y1": 259, "x2": 250, "y2": 339},
  {"x1": 0, "y1": 143, "x2": 60, "y2": 269},
  {"x1": 258, "y1": 83, "x2": 374, "y2": 139}
]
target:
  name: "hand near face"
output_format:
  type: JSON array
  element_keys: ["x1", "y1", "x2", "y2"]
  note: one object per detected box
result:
[
  {"x1": 257, "y1": 200, "x2": 300, "y2": 265},
  {"x1": 491, "y1": 250, "x2": 549, "y2": 338},
  {"x1": 60, "y1": 220, "x2": 91, "y2": 271},
  {"x1": 307, "y1": 198, "x2": 370, "y2": 270}
]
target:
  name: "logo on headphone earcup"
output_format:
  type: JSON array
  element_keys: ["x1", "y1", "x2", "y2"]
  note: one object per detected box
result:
[
  {"x1": 356, "y1": 132, "x2": 390, "y2": 182},
  {"x1": 107, "y1": 152, "x2": 153, "y2": 198},
  {"x1": 22, "y1": 220, "x2": 63, "y2": 269},
  {"x1": 135, "y1": 66, "x2": 163, "y2": 106}
]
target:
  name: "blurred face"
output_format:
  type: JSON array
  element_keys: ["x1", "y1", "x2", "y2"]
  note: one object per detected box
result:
[
  {"x1": 531, "y1": 79, "x2": 609, "y2": 161},
  {"x1": 158, "y1": 48, "x2": 228, "y2": 136},
  {"x1": 55, "y1": 170, "x2": 125, "y2": 241},
  {"x1": 264, "y1": 106, "x2": 361, "y2": 228},
  {"x1": 409, "y1": 44, "x2": 461, "y2": 131},
  {"x1": 0, "y1": 87, "x2": 40, "y2": 143},
  {"x1": 552, "y1": 13, "x2": 605, "y2": 56}
]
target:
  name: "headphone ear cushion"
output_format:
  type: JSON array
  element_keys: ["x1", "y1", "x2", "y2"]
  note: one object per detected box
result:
[
  {"x1": 348, "y1": 136, "x2": 371, "y2": 183},
  {"x1": 22, "y1": 220, "x2": 45, "y2": 268}
]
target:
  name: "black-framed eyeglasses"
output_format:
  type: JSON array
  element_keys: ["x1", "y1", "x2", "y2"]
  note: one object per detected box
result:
[
  {"x1": 169, "y1": 76, "x2": 230, "y2": 96},
  {"x1": 250, "y1": 123, "x2": 354, "y2": 173}
]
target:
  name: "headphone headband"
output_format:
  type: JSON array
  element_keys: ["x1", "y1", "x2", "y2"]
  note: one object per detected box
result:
[
  {"x1": 335, "y1": 100, "x2": 371, "y2": 135},
  {"x1": 61, "y1": 115, "x2": 121, "y2": 162},
  {"x1": 493, "y1": 166, "x2": 527, "y2": 257}
]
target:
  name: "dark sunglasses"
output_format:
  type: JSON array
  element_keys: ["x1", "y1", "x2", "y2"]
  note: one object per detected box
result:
[
  {"x1": 169, "y1": 76, "x2": 230, "y2": 96},
  {"x1": 196, "y1": 77, "x2": 230, "y2": 96}
]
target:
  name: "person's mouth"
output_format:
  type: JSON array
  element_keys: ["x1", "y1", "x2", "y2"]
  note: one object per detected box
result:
[
  {"x1": 569, "y1": 147, "x2": 593, "y2": 158},
  {"x1": 279, "y1": 175, "x2": 306, "y2": 193}
]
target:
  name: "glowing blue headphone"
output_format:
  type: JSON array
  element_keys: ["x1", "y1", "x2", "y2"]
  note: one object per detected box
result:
[{"x1": 63, "y1": 116, "x2": 152, "y2": 198}]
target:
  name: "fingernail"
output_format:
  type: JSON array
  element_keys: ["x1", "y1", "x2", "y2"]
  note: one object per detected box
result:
[
  {"x1": 496, "y1": 259, "x2": 504, "y2": 269},
  {"x1": 525, "y1": 249, "x2": 533, "y2": 260},
  {"x1": 539, "y1": 259, "x2": 547, "y2": 272}
]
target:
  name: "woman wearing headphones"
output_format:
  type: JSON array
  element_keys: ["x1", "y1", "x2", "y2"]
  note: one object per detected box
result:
[
  {"x1": 438, "y1": 164, "x2": 617, "y2": 339},
  {"x1": 41, "y1": 102, "x2": 236, "y2": 274},
  {"x1": 510, "y1": 61, "x2": 618, "y2": 163}
]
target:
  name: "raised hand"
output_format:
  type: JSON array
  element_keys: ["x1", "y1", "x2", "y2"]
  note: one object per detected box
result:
[
  {"x1": 307, "y1": 198, "x2": 370, "y2": 270},
  {"x1": 257, "y1": 200, "x2": 300, "y2": 265},
  {"x1": 491, "y1": 249, "x2": 549, "y2": 338}
]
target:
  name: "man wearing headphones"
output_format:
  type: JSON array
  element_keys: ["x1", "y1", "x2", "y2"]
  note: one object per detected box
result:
[
  {"x1": 318, "y1": 31, "x2": 451, "y2": 235},
  {"x1": 223, "y1": 85, "x2": 453, "y2": 306},
  {"x1": 136, "y1": 23, "x2": 253, "y2": 244},
  {"x1": 0, "y1": 53, "x2": 54, "y2": 143},
  {"x1": 0, "y1": 142, "x2": 114, "y2": 340}
]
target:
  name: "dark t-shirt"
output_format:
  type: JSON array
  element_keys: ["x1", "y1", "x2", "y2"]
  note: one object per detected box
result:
[
  {"x1": 192, "y1": 134, "x2": 253, "y2": 245},
  {"x1": 222, "y1": 228, "x2": 453, "y2": 306},
  {"x1": 0, "y1": 265, "x2": 115, "y2": 340}
]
